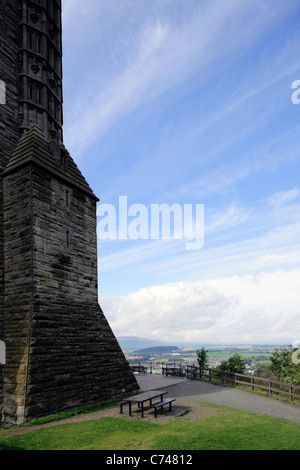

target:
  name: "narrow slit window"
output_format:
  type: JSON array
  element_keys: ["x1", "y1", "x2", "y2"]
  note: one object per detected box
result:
[
  {"x1": 29, "y1": 83, "x2": 33, "y2": 100},
  {"x1": 37, "y1": 87, "x2": 42, "y2": 105},
  {"x1": 28, "y1": 32, "x2": 33, "y2": 50},
  {"x1": 60, "y1": 150, "x2": 68, "y2": 170},
  {"x1": 37, "y1": 36, "x2": 41, "y2": 54},
  {"x1": 66, "y1": 230, "x2": 70, "y2": 248}
]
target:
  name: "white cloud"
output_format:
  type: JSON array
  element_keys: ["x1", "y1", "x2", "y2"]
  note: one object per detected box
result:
[
  {"x1": 100, "y1": 270, "x2": 300, "y2": 344},
  {"x1": 262, "y1": 254, "x2": 287, "y2": 263}
]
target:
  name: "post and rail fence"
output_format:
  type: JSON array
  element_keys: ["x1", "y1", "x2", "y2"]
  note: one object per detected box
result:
[{"x1": 129, "y1": 361, "x2": 300, "y2": 405}]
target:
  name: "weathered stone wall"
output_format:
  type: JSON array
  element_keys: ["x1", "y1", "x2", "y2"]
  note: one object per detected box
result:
[
  {"x1": 0, "y1": 0, "x2": 22, "y2": 420},
  {"x1": 2, "y1": 161, "x2": 138, "y2": 424},
  {"x1": 2, "y1": 165, "x2": 33, "y2": 424},
  {"x1": 27, "y1": 165, "x2": 138, "y2": 421}
]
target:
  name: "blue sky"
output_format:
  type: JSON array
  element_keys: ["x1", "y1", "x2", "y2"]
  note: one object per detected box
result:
[{"x1": 61, "y1": 0, "x2": 300, "y2": 345}]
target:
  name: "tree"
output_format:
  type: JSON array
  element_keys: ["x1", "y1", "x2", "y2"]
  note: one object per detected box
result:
[
  {"x1": 196, "y1": 348, "x2": 209, "y2": 371},
  {"x1": 270, "y1": 347, "x2": 291, "y2": 376},
  {"x1": 269, "y1": 347, "x2": 300, "y2": 385},
  {"x1": 217, "y1": 354, "x2": 246, "y2": 374}
]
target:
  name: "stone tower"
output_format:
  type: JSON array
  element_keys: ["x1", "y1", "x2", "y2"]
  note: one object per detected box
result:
[{"x1": 0, "y1": 0, "x2": 139, "y2": 425}]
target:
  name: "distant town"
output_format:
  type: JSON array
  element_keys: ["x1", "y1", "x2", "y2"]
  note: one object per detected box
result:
[{"x1": 118, "y1": 336, "x2": 284, "y2": 375}]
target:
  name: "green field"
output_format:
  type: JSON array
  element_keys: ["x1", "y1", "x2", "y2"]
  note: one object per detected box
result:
[{"x1": 0, "y1": 403, "x2": 299, "y2": 450}]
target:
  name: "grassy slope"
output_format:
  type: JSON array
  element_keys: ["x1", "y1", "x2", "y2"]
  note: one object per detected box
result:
[{"x1": 0, "y1": 403, "x2": 299, "y2": 450}]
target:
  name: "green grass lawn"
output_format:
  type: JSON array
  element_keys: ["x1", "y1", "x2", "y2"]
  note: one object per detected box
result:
[{"x1": 0, "y1": 403, "x2": 299, "y2": 450}]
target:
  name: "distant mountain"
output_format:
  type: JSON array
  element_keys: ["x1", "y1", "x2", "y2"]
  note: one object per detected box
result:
[
  {"x1": 134, "y1": 346, "x2": 179, "y2": 354},
  {"x1": 117, "y1": 335, "x2": 216, "y2": 351},
  {"x1": 117, "y1": 336, "x2": 171, "y2": 351}
]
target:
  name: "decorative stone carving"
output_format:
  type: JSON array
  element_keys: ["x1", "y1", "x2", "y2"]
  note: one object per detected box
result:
[
  {"x1": 31, "y1": 63, "x2": 40, "y2": 74},
  {"x1": 30, "y1": 13, "x2": 39, "y2": 23}
]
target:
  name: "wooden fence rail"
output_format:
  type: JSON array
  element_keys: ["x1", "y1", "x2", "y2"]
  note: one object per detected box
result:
[
  {"x1": 129, "y1": 361, "x2": 300, "y2": 405},
  {"x1": 185, "y1": 364, "x2": 300, "y2": 404}
]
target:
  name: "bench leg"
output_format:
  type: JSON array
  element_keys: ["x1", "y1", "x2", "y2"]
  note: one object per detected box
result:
[
  {"x1": 154, "y1": 406, "x2": 163, "y2": 418},
  {"x1": 154, "y1": 402, "x2": 174, "y2": 418}
]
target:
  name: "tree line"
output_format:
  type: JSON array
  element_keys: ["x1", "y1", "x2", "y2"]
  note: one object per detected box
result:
[{"x1": 196, "y1": 346, "x2": 300, "y2": 385}]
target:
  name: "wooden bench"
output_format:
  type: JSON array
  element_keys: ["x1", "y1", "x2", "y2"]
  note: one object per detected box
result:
[{"x1": 152, "y1": 398, "x2": 176, "y2": 418}]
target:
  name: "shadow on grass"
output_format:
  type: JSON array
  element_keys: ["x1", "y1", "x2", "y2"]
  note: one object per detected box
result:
[{"x1": 0, "y1": 441, "x2": 26, "y2": 450}]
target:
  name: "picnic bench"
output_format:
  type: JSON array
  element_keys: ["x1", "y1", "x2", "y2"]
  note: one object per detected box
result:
[
  {"x1": 130, "y1": 364, "x2": 148, "y2": 374},
  {"x1": 119, "y1": 400, "x2": 130, "y2": 414},
  {"x1": 152, "y1": 398, "x2": 176, "y2": 418},
  {"x1": 119, "y1": 391, "x2": 176, "y2": 418}
]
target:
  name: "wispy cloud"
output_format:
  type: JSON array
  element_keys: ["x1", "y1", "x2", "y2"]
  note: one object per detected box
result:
[
  {"x1": 63, "y1": 0, "x2": 300, "y2": 157},
  {"x1": 97, "y1": 185, "x2": 300, "y2": 299},
  {"x1": 175, "y1": 127, "x2": 300, "y2": 201},
  {"x1": 64, "y1": 20, "x2": 170, "y2": 152},
  {"x1": 268, "y1": 188, "x2": 299, "y2": 209}
]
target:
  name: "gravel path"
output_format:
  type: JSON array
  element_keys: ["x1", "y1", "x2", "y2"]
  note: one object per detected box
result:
[
  {"x1": 1, "y1": 374, "x2": 299, "y2": 439},
  {"x1": 136, "y1": 374, "x2": 300, "y2": 424}
]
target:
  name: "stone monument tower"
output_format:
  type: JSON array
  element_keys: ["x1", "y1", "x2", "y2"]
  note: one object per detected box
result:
[{"x1": 0, "y1": 0, "x2": 139, "y2": 425}]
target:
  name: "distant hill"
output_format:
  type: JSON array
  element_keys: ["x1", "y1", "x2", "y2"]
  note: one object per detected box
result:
[
  {"x1": 117, "y1": 336, "x2": 171, "y2": 351},
  {"x1": 117, "y1": 335, "x2": 218, "y2": 351},
  {"x1": 134, "y1": 346, "x2": 179, "y2": 354},
  {"x1": 116, "y1": 336, "x2": 281, "y2": 353}
]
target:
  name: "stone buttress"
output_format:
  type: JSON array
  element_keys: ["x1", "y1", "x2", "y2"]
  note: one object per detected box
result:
[{"x1": 0, "y1": 0, "x2": 139, "y2": 424}]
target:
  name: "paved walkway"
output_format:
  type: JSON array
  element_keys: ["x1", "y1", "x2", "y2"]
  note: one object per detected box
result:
[
  {"x1": 1, "y1": 373, "x2": 299, "y2": 439},
  {"x1": 136, "y1": 374, "x2": 300, "y2": 424}
]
